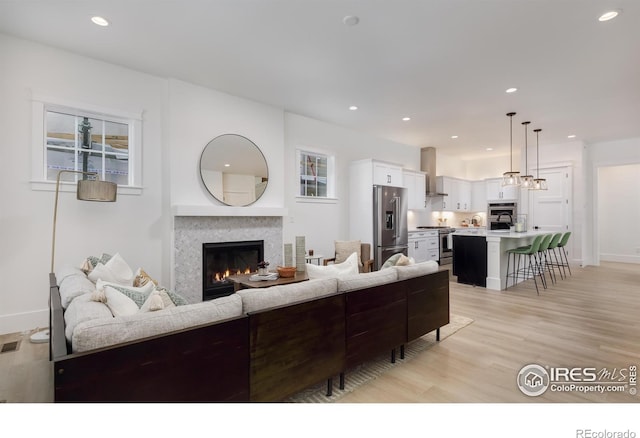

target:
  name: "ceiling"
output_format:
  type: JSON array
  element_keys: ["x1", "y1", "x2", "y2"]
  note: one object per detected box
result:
[{"x1": 1, "y1": 0, "x2": 639, "y2": 160}]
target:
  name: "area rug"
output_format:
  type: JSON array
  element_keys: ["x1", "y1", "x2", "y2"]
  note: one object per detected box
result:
[{"x1": 286, "y1": 314, "x2": 474, "y2": 403}]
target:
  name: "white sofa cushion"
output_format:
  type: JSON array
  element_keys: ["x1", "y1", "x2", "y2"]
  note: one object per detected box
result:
[
  {"x1": 306, "y1": 252, "x2": 359, "y2": 280},
  {"x1": 57, "y1": 267, "x2": 97, "y2": 309},
  {"x1": 72, "y1": 293, "x2": 243, "y2": 353},
  {"x1": 334, "y1": 240, "x2": 362, "y2": 267},
  {"x1": 393, "y1": 260, "x2": 440, "y2": 280},
  {"x1": 337, "y1": 268, "x2": 398, "y2": 292},
  {"x1": 237, "y1": 278, "x2": 338, "y2": 314},
  {"x1": 64, "y1": 292, "x2": 113, "y2": 343}
]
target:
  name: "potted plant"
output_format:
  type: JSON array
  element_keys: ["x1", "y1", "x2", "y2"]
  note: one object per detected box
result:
[{"x1": 257, "y1": 261, "x2": 269, "y2": 276}]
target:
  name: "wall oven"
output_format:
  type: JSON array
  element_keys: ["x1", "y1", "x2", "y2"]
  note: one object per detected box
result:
[{"x1": 488, "y1": 202, "x2": 517, "y2": 230}]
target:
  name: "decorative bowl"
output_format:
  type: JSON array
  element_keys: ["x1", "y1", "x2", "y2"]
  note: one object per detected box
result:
[{"x1": 277, "y1": 266, "x2": 296, "y2": 278}]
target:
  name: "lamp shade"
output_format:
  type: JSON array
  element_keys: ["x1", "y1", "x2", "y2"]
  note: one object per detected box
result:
[{"x1": 77, "y1": 179, "x2": 117, "y2": 202}]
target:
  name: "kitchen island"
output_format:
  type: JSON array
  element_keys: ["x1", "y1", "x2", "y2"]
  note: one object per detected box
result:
[{"x1": 452, "y1": 228, "x2": 550, "y2": 290}]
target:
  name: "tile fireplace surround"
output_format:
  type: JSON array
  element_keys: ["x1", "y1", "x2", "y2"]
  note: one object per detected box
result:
[{"x1": 174, "y1": 215, "x2": 283, "y2": 303}]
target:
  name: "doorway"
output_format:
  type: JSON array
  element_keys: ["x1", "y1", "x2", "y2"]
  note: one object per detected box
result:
[{"x1": 596, "y1": 164, "x2": 640, "y2": 264}]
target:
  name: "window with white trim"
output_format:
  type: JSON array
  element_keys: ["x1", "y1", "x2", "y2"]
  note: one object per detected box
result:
[
  {"x1": 297, "y1": 149, "x2": 336, "y2": 199},
  {"x1": 32, "y1": 97, "x2": 142, "y2": 193}
]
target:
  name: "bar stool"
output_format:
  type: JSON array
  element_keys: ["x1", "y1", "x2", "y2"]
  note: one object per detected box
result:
[
  {"x1": 537, "y1": 234, "x2": 555, "y2": 286},
  {"x1": 546, "y1": 233, "x2": 565, "y2": 280},
  {"x1": 555, "y1": 232, "x2": 572, "y2": 276},
  {"x1": 506, "y1": 234, "x2": 545, "y2": 295}
]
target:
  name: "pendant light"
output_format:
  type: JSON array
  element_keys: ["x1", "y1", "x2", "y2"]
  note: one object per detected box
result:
[
  {"x1": 531, "y1": 128, "x2": 548, "y2": 190},
  {"x1": 520, "y1": 121, "x2": 535, "y2": 188},
  {"x1": 502, "y1": 112, "x2": 521, "y2": 186}
]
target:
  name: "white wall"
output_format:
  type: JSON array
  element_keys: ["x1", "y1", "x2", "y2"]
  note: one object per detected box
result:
[
  {"x1": 0, "y1": 34, "x2": 167, "y2": 334},
  {"x1": 587, "y1": 137, "x2": 640, "y2": 265},
  {"x1": 167, "y1": 79, "x2": 285, "y2": 208},
  {"x1": 597, "y1": 164, "x2": 640, "y2": 263},
  {"x1": 283, "y1": 113, "x2": 420, "y2": 260}
]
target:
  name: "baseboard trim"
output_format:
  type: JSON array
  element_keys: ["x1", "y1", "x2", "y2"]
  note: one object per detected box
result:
[
  {"x1": 0, "y1": 308, "x2": 47, "y2": 336},
  {"x1": 600, "y1": 254, "x2": 640, "y2": 264}
]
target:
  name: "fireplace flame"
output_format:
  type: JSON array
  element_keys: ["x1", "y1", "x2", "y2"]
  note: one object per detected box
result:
[{"x1": 212, "y1": 266, "x2": 252, "y2": 283}]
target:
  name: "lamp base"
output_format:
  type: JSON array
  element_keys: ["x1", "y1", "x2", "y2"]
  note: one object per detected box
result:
[{"x1": 30, "y1": 329, "x2": 49, "y2": 344}]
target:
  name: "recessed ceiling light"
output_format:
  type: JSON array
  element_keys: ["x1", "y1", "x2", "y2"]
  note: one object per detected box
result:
[
  {"x1": 91, "y1": 16, "x2": 109, "y2": 27},
  {"x1": 402, "y1": 117, "x2": 411, "y2": 121},
  {"x1": 486, "y1": 147, "x2": 494, "y2": 151},
  {"x1": 349, "y1": 105, "x2": 358, "y2": 111},
  {"x1": 451, "y1": 135, "x2": 458, "y2": 139},
  {"x1": 506, "y1": 87, "x2": 518, "y2": 93},
  {"x1": 224, "y1": 163, "x2": 231, "y2": 167},
  {"x1": 598, "y1": 10, "x2": 620, "y2": 22},
  {"x1": 567, "y1": 134, "x2": 576, "y2": 139},
  {"x1": 343, "y1": 15, "x2": 360, "y2": 26}
]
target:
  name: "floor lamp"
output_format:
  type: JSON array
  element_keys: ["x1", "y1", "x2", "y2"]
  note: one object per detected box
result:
[{"x1": 30, "y1": 170, "x2": 117, "y2": 344}]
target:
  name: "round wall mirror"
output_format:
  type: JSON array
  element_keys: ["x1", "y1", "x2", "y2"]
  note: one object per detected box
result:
[{"x1": 199, "y1": 134, "x2": 269, "y2": 206}]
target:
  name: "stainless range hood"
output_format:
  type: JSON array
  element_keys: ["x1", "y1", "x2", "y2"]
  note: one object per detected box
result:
[{"x1": 420, "y1": 146, "x2": 448, "y2": 197}]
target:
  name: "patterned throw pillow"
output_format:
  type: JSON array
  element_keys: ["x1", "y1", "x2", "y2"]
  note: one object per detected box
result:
[
  {"x1": 94, "y1": 279, "x2": 155, "y2": 308},
  {"x1": 156, "y1": 287, "x2": 189, "y2": 306},
  {"x1": 81, "y1": 253, "x2": 113, "y2": 273},
  {"x1": 133, "y1": 268, "x2": 158, "y2": 288}
]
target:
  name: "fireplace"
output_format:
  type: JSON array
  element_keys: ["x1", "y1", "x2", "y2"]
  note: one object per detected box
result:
[{"x1": 202, "y1": 240, "x2": 264, "y2": 301}]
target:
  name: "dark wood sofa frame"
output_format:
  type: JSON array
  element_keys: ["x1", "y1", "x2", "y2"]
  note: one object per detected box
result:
[{"x1": 50, "y1": 269, "x2": 449, "y2": 402}]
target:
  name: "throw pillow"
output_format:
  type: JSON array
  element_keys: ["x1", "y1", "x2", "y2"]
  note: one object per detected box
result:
[
  {"x1": 95, "y1": 279, "x2": 155, "y2": 307},
  {"x1": 381, "y1": 253, "x2": 403, "y2": 270},
  {"x1": 133, "y1": 268, "x2": 158, "y2": 288},
  {"x1": 334, "y1": 240, "x2": 362, "y2": 267},
  {"x1": 155, "y1": 287, "x2": 189, "y2": 306},
  {"x1": 88, "y1": 253, "x2": 134, "y2": 285},
  {"x1": 80, "y1": 253, "x2": 112, "y2": 273},
  {"x1": 103, "y1": 285, "x2": 139, "y2": 317},
  {"x1": 140, "y1": 290, "x2": 165, "y2": 312},
  {"x1": 396, "y1": 254, "x2": 412, "y2": 266},
  {"x1": 306, "y1": 252, "x2": 359, "y2": 280}
]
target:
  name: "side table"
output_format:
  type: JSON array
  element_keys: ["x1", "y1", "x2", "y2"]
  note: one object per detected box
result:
[{"x1": 304, "y1": 255, "x2": 323, "y2": 265}]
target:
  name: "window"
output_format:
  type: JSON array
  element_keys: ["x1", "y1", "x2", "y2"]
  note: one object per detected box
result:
[
  {"x1": 31, "y1": 96, "x2": 142, "y2": 194},
  {"x1": 297, "y1": 149, "x2": 336, "y2": 199}
]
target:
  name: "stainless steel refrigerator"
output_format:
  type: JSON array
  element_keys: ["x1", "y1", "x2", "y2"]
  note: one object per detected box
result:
[{"x1": 373, "y1": 185, "x2": 408, "y2": 270}]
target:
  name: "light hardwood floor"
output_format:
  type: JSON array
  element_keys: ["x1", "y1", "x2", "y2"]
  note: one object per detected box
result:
[
  {"x1": 339, "y1": 261, "x2": 640, "y2": 402},
  {"x1": 0, "y1": 262, "x2": 638, "y2": 403}
]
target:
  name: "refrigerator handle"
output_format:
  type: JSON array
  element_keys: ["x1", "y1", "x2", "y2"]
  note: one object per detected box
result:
[{"x1": 393, "y1": 196, "x2": 400, "y2": 241}]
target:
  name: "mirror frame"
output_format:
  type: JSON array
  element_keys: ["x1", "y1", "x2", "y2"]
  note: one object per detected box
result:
[{"x1": 199, "y1": 134, "x2": 269, "y2": 206}]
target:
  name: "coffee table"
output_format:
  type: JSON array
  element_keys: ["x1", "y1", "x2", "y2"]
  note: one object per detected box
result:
[{"x1": 228, "y1": 271, "x2": 309, "y2": 291}]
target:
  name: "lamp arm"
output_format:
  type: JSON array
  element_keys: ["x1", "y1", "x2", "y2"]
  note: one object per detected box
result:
[{"x1": 50, "y1": 170, "x2": 98, "y2": 273}]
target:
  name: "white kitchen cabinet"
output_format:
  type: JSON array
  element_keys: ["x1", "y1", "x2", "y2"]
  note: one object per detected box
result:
[
  {"x1": 486, "y1": 177, "x2": 520, "y2": 201},
  {"x1": 471, "y1": 180, "x2": 487, "y2": 212},
  {"x1": 408, "y1": 230, "x2": 438, "y2": 263},
  {"x1": 373, "y1": 161, "x2": 403, "y2": 187},
  {"x1": 433, "y1": 176, "x2": 471, "y2": 212},
  {"x1": 403, "y1": 170, "x2": 426, "y2": 210},
  {"x1": 457, "y1": 180, "x2": 471, "y2": 212}
]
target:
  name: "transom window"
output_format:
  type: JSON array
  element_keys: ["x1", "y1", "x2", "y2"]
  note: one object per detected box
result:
[{"x1": 297, "y1": 149, "x2": 335, "y2": 199}]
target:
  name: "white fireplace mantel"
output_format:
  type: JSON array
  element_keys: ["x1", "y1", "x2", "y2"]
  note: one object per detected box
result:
[{"x1": 172, "y1": 204, "x2": 289, "y2": 217}]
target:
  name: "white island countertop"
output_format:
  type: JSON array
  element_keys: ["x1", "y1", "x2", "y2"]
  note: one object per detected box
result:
[{"x1": 453, "y1": 229, "x2": 550, "y2": 239}]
